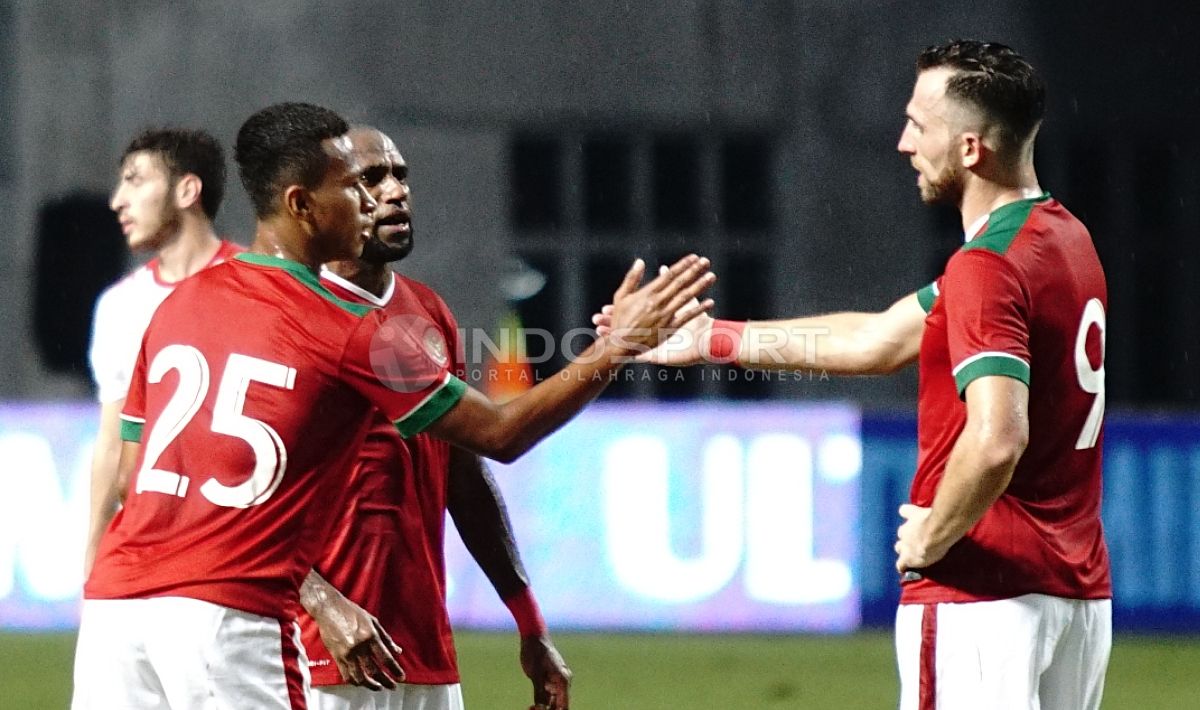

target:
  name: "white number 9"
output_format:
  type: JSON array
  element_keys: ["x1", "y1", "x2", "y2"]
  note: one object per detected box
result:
[{"x1": 1074, "y1": 298, "x2": 1106, "y2": 450}]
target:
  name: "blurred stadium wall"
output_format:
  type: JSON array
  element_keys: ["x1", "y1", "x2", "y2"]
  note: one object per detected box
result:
[{"x1": 0, "y1": 0, "x2": 1196, "y2": 407}]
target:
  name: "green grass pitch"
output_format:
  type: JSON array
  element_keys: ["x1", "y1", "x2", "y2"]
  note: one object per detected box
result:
[{"x1": 5, "y1": 630, "x2": 1200, "y2": 708}]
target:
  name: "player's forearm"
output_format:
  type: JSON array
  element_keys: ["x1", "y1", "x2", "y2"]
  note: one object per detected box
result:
[
  {"x1": 447, "y1": 450, "x2": 530, "y2": 597},
  {"x1": 922, "y1": 429, "x2": 1023, "y2": 555},
  {"x1": 446, "y1": 455, "x2": 549, "y2": 640},
  {"x1": 739, "y1": 313, "x2": 870, "y2": 373},
  {"x1": 738, "y1": 310, "x2": 917, "y2": 375},
  {"x1": 84, "y1": 428, "x2": 123, "y2": 574}
]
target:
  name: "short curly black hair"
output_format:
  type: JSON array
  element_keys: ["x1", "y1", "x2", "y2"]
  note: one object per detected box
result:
[
  {"x1": 917, "y1": 40, "x2": 1046, "y2": 159},
  {"x1": 122, "y1": 128, "x2": 226, "y2": 219},
  {"x1": 234, "y1": 102, "x2": 350, "y2": 218}
]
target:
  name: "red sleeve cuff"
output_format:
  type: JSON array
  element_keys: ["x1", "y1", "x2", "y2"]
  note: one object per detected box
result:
[
  {"x1": 503, "y1": 587, "x2": 548, "y2": 637},
  {"x1": 707, "y1": 319, "x2": 747, "y2": 364}
]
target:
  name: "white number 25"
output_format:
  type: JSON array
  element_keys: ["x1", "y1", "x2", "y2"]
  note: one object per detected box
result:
[
  {"x1": 134, "y1": 345, "x2": 296, "y2": 508},
  {"x1": 1074, "y1": 298, "x2": 1106, "y2": 450}
]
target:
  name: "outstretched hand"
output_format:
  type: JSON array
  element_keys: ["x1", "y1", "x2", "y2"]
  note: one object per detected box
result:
[
  {"x1": 593, "y1": 265, "x2": 715, "y2": 366},
  {"x1": 521, "y1": 634, "x2": 572, "y2": 710},
  {"x1": 604, "y1": 256, "x2": 716, "y2": 358}
]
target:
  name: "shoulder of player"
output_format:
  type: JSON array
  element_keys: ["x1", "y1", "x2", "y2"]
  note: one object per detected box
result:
[
  {"x1": 944, "y1": 245, "x2": 1026, "y2": 293},
  {"x1": 230, "y1": 256, "x2": 378, "y2": 323},
  {"x1": 962, "y1": 195, "x2": 1060, "y2": 258},
  {"x1": 393, "y1": 272, "x2": 451, "y2": 312},
  {"x1": 216, "y1": 239, "x2": 247, "y2": 258},
  {"x1": 389, "y1": 275, "x2": 459, "y2": 339},
  {"x1": 95, "y1": 262, "x2": 163, "y2": 308},
  {"x1": 167, "y1": 258, "x2": 238, "y2": 294}
]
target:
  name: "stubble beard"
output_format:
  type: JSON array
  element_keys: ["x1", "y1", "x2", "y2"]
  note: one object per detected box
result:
[
  {"x1": 919, "y1": 161, "x2": 964, "y2": 207},
  {"x1": 360, "y1": 226, "x2": 414, "y2": 265},
  {"x1": 135, "y1": 201, "x2": 183, "y2": 252}
]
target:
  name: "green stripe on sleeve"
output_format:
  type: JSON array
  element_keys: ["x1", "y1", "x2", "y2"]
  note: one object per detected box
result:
[
  {"x1": 394, "y1": 375, "x2": 469, "y2": 438},
  {"x1": 916, "y1": 282, "x2": 939, "y2": 313},
  {"x1": 953, "y1": 354, "x2": 1031, "y2": 396},
  {"x1": 119, "y1": 418, "x2": 145, "y2": 442}
]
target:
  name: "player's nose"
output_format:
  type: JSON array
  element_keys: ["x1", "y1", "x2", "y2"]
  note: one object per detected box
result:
[
  {"x1": 359, "y1": 184, "x2": 378, "y2": 214},
  {"x1": 382, "y1": 175, "x2": 408, "y2": 204}
]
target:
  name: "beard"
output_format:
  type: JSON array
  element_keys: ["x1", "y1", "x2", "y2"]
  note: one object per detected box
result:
[
  {"x1": 360, "y1": 224, "x2": 414, "y2": 264},
  {"x1": 918, "y1": 160, "x2": 965, "y2": 206},
  {"x1": 135, "y1": 201, "x2": 183, "y2": 251}
]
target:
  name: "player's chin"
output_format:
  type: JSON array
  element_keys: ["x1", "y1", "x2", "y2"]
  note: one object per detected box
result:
[
  {"x1": 128, "y1": 230, "x2": 162, "y2": 252},
  {"x1": 918, "y1": 183, "x2": 950, "y2": 205},
  {"x1": 370, "y1": 225, "x2": 414, "y2": 261}
]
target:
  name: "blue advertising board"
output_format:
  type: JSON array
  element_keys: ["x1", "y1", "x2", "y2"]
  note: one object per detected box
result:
[
  {"x1": 0, "y1": 401, "x2": 862, "y2": 632},
  {"x1": 2, "y1": 401, "x2": 1199, "y2": 632}
]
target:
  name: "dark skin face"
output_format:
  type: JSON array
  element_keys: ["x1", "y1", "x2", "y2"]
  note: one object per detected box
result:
[
  {"x1": 322, "y1": 128, "x2": 412, "y2": 295},
  {"x1": 351, "y1": 128, "x2": 414, "y2": 264},
  {"x1": 291, "y1": 136, "x2": 378, "y2": 266}
]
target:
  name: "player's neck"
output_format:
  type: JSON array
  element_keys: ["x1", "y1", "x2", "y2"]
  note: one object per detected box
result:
[
  {"x1": 959, "y1": 167, "x2": 1042, "y2": 236},
  {"x1": 250, "y1": 220, "x2": 323, "y2": 272},
  {"x1": 325, "y1": 260, "x2": 391, "y2": 298},
  {"x1": 155, "y1": 216, "x2": 222, "y2": 283}
]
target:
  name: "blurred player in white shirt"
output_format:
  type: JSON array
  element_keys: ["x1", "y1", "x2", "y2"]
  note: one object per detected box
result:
[{"x1": 84, "y1": 128, "x2": 241, "y2": 574}]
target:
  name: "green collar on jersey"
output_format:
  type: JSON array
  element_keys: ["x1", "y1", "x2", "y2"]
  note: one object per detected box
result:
[
  {"x1": 962, "y1": 192, "x2": 1052, "y2": 256},
  {"x1": 234, "y1": 252, "x2": 374, "y2": 317}
]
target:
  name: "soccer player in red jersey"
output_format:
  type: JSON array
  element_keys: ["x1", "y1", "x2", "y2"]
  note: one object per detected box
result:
[
  {"x1": 72, "y1": 102, "x2": 712, "y2": 710},
  {"x1": 298, "y1": 126, "x2": 571, "y2": 710},
  {"x1": 594, "y1": 40, "x2": 1111, "y2": 709},
  {"x1": 85, "y1": 128, "x2": 241, "y2": 576}
]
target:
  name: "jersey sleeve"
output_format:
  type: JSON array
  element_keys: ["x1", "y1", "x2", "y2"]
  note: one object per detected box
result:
[
  {"x1": 89, "y1": 287, "x2": 134, "y2": 403},
  {"x1": 119, "y1": 339, "x2": 149, "y2": 442},
  {"x1": 432, "y1": 294, "x2": 467, "y2": 379},
  {"x1": 943, "y1": 250, "x2": 1031, "y2": 396},
  {"x1": 916, "y1": 277, "x2": 943, "y2": 314},
  {"x1": 340, "y1": 309, "x2": 468, "y2": 438}
]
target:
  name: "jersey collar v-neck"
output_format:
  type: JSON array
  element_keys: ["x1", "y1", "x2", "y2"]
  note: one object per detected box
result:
[
  {"x1": 319, "y1": 268, "x2": 396, "y2": 307},
  {"x1": 964, "y1": 189, "x2": 1051, "y2": 243}
]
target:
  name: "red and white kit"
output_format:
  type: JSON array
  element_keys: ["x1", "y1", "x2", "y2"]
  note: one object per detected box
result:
[
  {"x1": 89, "y1": 240, "x2": 241, "y2": 402},
  {"x1": 302, "y1": 269, "x2": 466, "y2": 708},
  {"x1": 74, "y1": 254, "x2": 467, "y2": 710},
  {"x1": 898, "y1": 195, "x2": 1112, "y2": 710}
]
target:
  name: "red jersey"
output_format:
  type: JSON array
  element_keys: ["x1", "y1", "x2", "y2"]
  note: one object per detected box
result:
[
  {"x1": 903, "y1": 194, "x2": 1112, "y2": 604},
  {"x1": 301, "y1": 270, "x2": 465, "y2": 686},
  {"x1": 86, "y1": 253, "x2": 467, "y2": 622}
]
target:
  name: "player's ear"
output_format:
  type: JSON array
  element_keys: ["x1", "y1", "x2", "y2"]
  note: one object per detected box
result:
[
  {"x1": 283, "y1": 185, "x2": 310, "y2": 220},
  {"x1": 174, "y1": 174, "x2": 203, "y2": 211},
  {"x1": 960, "y1": 132, "x2": 984, "y2": 169}
]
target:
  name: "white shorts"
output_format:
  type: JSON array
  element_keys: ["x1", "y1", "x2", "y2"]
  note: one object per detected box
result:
[
  {"x1": 72, "y1": 596, "x2": 310, "y2": 710},
  {"x1": 896, "y1": 594, "x2": 1111, "y2": 710},
  {"x1": 308, "y1": 683, "x2": 465, "y2": 710}
]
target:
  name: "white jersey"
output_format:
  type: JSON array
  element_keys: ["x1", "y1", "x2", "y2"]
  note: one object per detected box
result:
[{"x1": 87, "y1": 241, "x2": 241, "y2": 403}]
